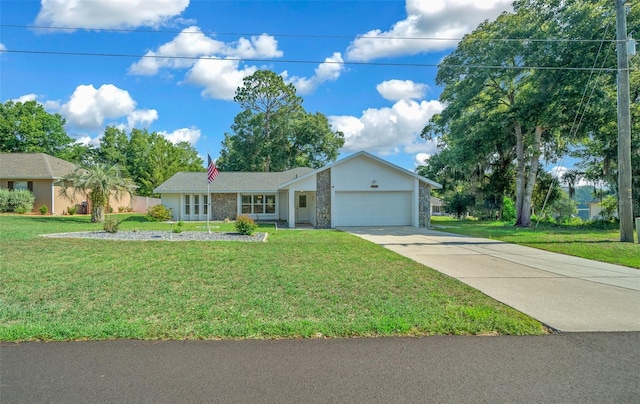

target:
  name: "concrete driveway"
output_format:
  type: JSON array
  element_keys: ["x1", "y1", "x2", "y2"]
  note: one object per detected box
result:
[{"x1": 340, "y1": 226, "x2": 640, "y2": 332}]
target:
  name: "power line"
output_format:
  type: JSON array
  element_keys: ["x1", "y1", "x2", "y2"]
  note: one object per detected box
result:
[
  {"x1": 0, "y1": 24, "x2": 620, "y2": 44},
  {"x1": 0, "y1": 48, "x2": 623, "y2": 72}
]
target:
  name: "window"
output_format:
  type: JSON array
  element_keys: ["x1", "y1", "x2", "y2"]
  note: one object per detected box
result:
[
  {"x1": 8, "y1": 181, "x2": 32, "y2": 191},
  {"x1": 241, "y1": 194, "x2": 276, "y2": 215},
  {"x1": 432, "y1": 205, "x2": 441, "y2": 213},
  {"x1": 253, "y1": 195, "x2": 264, "y2": 214},
  {"x1": 265, "y1": 195, "x2": 276, "y2": 214},
  {"x1": 184, "y1": 195, "x2": 190, "y2": 215},
  {"x1": 203, "y1": 195, "x2": 208, "y2": 215},
  {"x1": 298, "y1": 194, "x2": 307, "y2": 208},
  {"x1": 194, "y1": 195, "x2": 200, "y2": 215},
  {"x1": 241, "y1": 195, "x2": 252, "y2": 214}
]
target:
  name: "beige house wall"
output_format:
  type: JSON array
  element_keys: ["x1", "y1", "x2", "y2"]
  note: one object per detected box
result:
[{"x1": 1, "y1": 178, "x2": 133, "y2": 215}]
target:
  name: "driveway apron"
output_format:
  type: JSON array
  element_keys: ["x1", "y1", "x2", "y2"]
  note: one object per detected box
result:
[{"x1": 340, "y1": 226, "x2": 640, "y2": 332}]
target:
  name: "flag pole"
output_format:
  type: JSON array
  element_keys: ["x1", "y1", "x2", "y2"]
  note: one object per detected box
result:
[{"x1": 207, "y1": 151, "x2": 211, "y2": 234}]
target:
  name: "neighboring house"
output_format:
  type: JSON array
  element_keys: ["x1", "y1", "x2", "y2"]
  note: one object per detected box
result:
[
  {"x1": 587, "y1": 200, "x2": 618, "y2": 220},
  {"x1": 154, "y1": 151, "x2": 442, "y2": 228},
  {"x1": 0, "y1": 153, "x2": 132, "y2": 215},
  {"x1": 431, "y1": 196, "x2": 444, "y2": 216}
]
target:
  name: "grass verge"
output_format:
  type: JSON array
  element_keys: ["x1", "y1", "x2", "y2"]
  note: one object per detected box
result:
[
  {"x1": 431, "y1": 216, "x2": 640, "y2": 269},
  {"x1": 0, "y1": 214, "x2": 546, "y2": 341}
]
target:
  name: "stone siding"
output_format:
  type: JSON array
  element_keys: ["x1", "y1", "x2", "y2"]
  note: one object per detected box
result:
[
  {"x1": 211, "y1": 193, "x2": 237, "y2": 220},
  {"x1": 419, "y1": 183, "x2": 431, "y2": 228},
  {"x1": 316, "y1": 169, "x2": 331, "y2": 228}
]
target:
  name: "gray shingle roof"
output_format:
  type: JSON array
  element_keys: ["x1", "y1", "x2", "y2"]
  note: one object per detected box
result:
[
  {"x1": 0, "y1": 153, "x2": 76, "y2": 179},
  {"x1": 154, "y1": 167, "x2": 315, "y2": 193}
]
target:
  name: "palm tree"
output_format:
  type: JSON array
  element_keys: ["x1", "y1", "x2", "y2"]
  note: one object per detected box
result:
[{"x1": 57, "y1": 161, "x2": 136, "y2": 223}]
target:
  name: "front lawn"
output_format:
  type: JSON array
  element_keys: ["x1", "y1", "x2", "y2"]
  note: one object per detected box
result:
[
  {"x1": 0, "y1": 214, "x2": 546, "y2": 341},
  {"x1": 431, "y1": 216, "x2": 640, "y2": 269}
]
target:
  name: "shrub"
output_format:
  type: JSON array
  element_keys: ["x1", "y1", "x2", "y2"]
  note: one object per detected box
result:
[
  {"x1": 173, "y1": 221, "x2": 184, "y2": 234},
  {"x1": 39, "y1": 205, "x2": 48, "y2": 215},
  {"x1": 103, "y1": 216, "x2": 121, "y2": 233},
  {"x1": 235, "y1": 215, "x2": 257, "y2": 236},
  {"x1": 502, "y1": 196, "x2": 516, "y2": 222},
  {"x1": 0, "y1": 188, "x2": 10, "y2": 212},
  {"x1": 147, "y1": 205, "x2": 173, "y2": 221},
  {"x1": 67, "y1": 205, "x2": 77, "y2": 215},
  {"x1": 8, "y1": 190, "x2": 35, "y2": 213},
  {"x1": 118, "y1": 206, "x2": 132, "y2": 213}
]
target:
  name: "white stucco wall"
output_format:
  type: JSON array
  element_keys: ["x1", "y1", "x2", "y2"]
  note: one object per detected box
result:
[
  {"x1": 161, "y1": 194, "x2": 181, "y2": 220},
  {"x1": 331, "y1": 157, "x2": 414, "y2": 191}
]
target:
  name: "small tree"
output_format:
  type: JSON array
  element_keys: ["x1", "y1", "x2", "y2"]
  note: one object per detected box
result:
[
  {"x1": 57, "y1": 161, "x2": 136, "y2": 223},
  {"x1": 599, "y1": 195, "x2": 618, "y2": 221}
]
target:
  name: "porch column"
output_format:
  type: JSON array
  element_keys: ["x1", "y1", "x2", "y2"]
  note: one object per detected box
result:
[{"x1": 288, "y1": 190, "x2": 296, "y2": 228}]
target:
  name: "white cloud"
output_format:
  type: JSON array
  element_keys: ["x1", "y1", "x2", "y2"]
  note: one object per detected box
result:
[
  {"x1": 330, "y1": 98, "x2": 443, "y2": 155},
  {"x1": 186, "y1": 57, "x2": 257, "y2": 101},
  {"x1": 223, "y1": 34, "x2": 283, "y2": 59},
  {"x1": 35, "y1": 0, "x2": 189, "y2": 30},
  {"x1": 9, "y1": 93, "x2": 61, "y2": 110},
  {"x1": 59, "y1": 84, "x2": 156, "y2": 131},
  {"x1": 346, "y1": 0, "x2": 512, "y2": 62},
  {"x1": 158, "y1": 127, "x2": 201, "y2": 145},
  {"x1": 74, "y1": 135, "x2": 101, "y2": 147},
  {"x1": 377, "y1": 79, "x2": 428, "y2": 102},
  {"x1": 129, "y1": 26, "x2": 282, "y2": 76},
  {"x1": 0, "y1": 43, "x2": 6, "y2": 51},
  {"x1": 283, "y1": 53, "x2": 345, "y2": 95},
  {"x1": 126, "y1": 109, "x2": 158, "y2": 129},
  {"x1": 129, "y1": 26, "x2": 224, "y2": 75},
  {"x1": 414, "y1": 153, "x2": 431, "y2": 167},
  {"x1": 60, "y1": 84, "x2": 136, "y2": 130},
  {"x1": 550, "y1": 165, "x2": 568, "y2": 180},
  {"x1": 11, "y1": 94, "x2": 38, "y2": 103}
]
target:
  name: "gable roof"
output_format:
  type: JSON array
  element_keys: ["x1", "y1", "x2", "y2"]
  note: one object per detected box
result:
[
  {"x1": 279, "y1": 151, "x2": 443, "y2": 189},
  {"x1": 0, "y1": 153, "x2": 76, "y2": 180},
  {"x1": 154, "y1": 167, "x2": 314, "y2": 194}
]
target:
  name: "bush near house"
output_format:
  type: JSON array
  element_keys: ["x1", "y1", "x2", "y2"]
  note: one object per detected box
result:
[
  {"x1": 0, "y1": 189, "x2": 35, "y2": 213},
  {"x1": 147, "y1": 205, "x2": 173, "y2": 221},
  {"x1": 235, "y1": 215, "x2": 258, "y2": 235}
]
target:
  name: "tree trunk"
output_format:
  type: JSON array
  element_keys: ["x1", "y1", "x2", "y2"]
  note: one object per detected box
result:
[
  {"x1": 516, "y1": 125, "x2": 543, "y2": 227},
  {"x1": 514, "y1": 122, "x2": 526, "y2": 226},
  {"x1": 91, "y1": 205, "x2": 103, "y2": 223},
  {"x1": 90, "y1": 192, "x2": 105, "y2": 223}
]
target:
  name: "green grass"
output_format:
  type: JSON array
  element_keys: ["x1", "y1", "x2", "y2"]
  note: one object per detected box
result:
[
  {"x1": 0, "y1": 214, "x2": 546, "y2": 341},
  {"x1": 431, "y1": 216, "x2": 640, "y2": 269}
]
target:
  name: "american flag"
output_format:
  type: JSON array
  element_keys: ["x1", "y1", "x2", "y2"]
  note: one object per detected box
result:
[{"x1": 207, "y1": 154, "x2": 219, "y2": 183}]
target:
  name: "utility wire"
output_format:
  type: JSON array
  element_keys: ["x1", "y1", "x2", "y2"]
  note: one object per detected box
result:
[
  {"x1": 0, "y1": 48, "x2": 625, "y2": 72},
  {"x1": 0, "y1": 23, "x2": 620, "y2": 44}
]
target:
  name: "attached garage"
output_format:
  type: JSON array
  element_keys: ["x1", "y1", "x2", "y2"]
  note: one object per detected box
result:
[{"x1": 333, "y1": 191, "x2": 412, "y2": 227}]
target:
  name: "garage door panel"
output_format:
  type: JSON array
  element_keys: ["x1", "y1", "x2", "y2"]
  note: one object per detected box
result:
[{"x1": 334, "y1": 191, "x2": 411, "y2": 227}]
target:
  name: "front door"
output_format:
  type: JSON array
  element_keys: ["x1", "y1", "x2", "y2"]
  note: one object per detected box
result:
[{"x1": 296, "y1": 194, "x2": 309, "y2": 223}]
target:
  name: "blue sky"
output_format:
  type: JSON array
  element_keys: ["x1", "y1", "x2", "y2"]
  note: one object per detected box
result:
[{"x1": 1, "y1": 0, "x2": 518, "y2": 170}]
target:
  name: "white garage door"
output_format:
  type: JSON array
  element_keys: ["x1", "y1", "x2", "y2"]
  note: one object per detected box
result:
[{"x1": 334, "y1": 191, "x2": 412, "y2": 227}]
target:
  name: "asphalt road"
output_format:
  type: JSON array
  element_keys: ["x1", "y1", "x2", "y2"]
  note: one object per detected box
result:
[{"x1": 2, "y1": 332, "x2": 639, "y2": 403}]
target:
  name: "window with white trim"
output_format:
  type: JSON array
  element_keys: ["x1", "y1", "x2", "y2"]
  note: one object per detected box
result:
[
  {"x1": 184, "y1": 195, "x2": 190, "y2": 215},
  {"x1": 241, "y1": 194, "x2": 276, "y2": 215}
]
